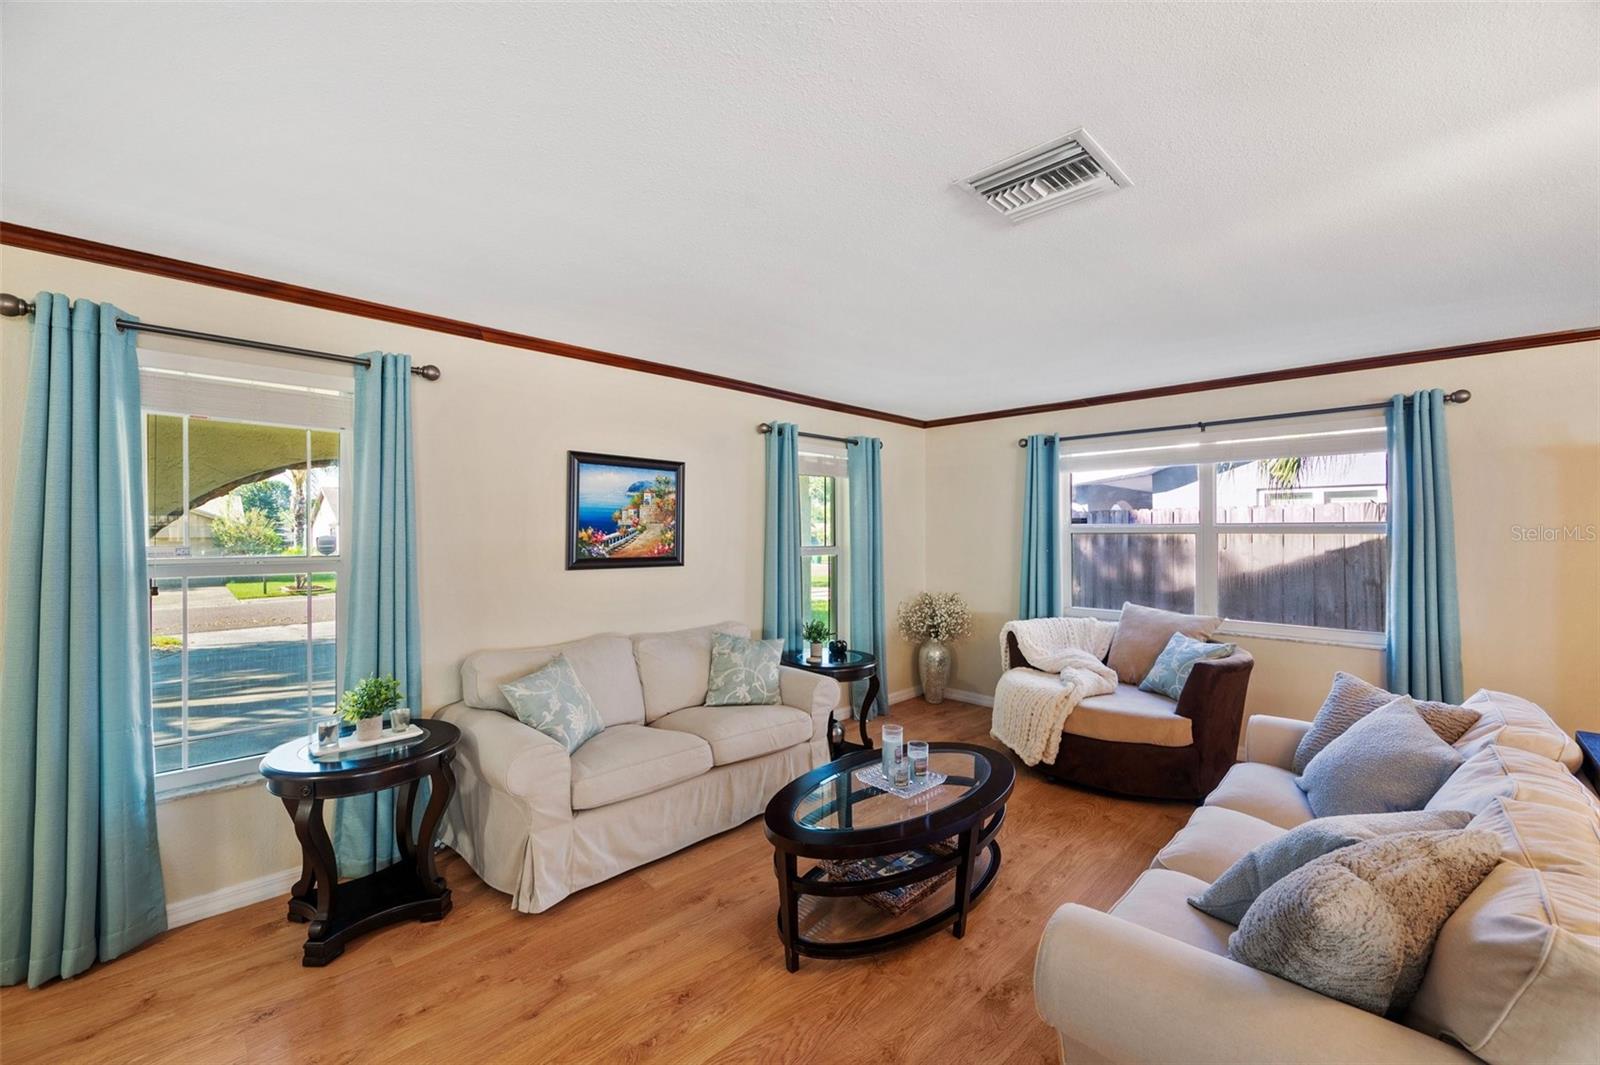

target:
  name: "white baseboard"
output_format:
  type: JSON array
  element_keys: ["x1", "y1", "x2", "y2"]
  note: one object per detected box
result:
[
  {"x1": 888, "y1": 686, "x2": 922, "y2": 705},
  {"x1": 166, "y1": 866, "x2": 301, "y2": 929},
  {"x1": 940, "y1": 688, "x2": 995, "y2": 707}
]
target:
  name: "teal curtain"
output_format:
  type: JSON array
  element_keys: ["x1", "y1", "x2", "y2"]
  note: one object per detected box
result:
[
  {"x1": 333, "y1": 352, "x2": 424, "y2": 876},
  {"x1": 1019, "y1": 433, "x2": 1061, "y2": 619},
  {"x1": 1, "y1": 294, "x2": 167, "y2": 987},
  {"x1": 847, "y1": 436, "x2": 887, "y2": 718},
  {"x1": 1386, "y1": 390, "x2": 1463, "y2": 702},
  {"x1": 762, "y1": 422, "x2": 805, "y2": 656}
]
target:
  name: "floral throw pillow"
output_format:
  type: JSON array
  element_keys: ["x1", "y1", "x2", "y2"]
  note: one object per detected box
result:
[
  {"x1": 1138, "y1": 632, "x2": 1236, "y2": 701},
  {"x1": 705, "y1": 632, "x2": 782, "y2": 706},
  {"x1": 500, "y1": 653, "x2": 604, "y2": 752}
]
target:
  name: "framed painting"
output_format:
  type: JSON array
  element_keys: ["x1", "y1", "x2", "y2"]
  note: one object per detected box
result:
[{"x1": 566, "y1": 451, "x2": 684, "y2": 569}]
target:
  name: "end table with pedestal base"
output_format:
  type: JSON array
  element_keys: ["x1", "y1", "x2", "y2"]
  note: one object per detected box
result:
[
  {"x1": 780, "y1": 648, "x2": 879, "y2": 759},
  {"x1": 260, "y1": 719, "x2": 460, "y2": 966}
]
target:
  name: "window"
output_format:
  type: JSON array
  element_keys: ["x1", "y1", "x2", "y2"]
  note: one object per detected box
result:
[
  {"x1": 799, "y1": 442, "x2": 849, "y2": 635},
  {"x1": 1063, "y1": 417, "x2": 1388, "y2": 646},
  {"x1": 142, "y1": 352, "x2": 353, "y2": 793}
]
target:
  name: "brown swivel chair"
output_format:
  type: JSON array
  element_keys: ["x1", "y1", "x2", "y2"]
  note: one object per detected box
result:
[{"x1": 1003, "y1": 632, "x2": 1254, "y2": 802}]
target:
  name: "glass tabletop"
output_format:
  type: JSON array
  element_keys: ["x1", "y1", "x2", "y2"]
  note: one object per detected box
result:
[{"x1": 793, "y1": 749, "x2": 988, "y2": 831}]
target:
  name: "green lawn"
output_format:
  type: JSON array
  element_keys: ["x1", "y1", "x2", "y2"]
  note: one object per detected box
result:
[{"x1": 226, "y1": 577, "x2": 337, "y2": 601}]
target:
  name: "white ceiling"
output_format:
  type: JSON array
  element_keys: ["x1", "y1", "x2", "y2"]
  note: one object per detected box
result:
[{"x1": 3, "y1": 3, "x2": 1597, "y2": 421}]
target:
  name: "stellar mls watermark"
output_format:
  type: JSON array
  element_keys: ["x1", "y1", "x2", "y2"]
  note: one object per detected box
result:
[{"x1": 1509, "y1": 524, "x2": 1598, "y2": 543}]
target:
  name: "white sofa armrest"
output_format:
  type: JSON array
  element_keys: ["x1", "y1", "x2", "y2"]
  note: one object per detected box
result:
[
  {"x1": 780, "y1": 666, "x2": 843, "y2": 743},
  {"x1": 436, "y1": 702, "x2": 572, "y2": 821},
  {"x1": 1244, "y1": 714, "x2": 1313, "y2": 771},
  {"x1": 1035, "y1": 904, "x2": 1476, "y2": 1065}
]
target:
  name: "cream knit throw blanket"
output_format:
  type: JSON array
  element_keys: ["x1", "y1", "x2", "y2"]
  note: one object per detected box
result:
[{"x1": 990, "y1": 617, "x2": 1119, "y2": 766}]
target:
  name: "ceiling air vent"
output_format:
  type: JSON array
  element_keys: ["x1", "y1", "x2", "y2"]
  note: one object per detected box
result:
[{"x1": 961, "y1": 128, "x2": 1131, "y2": 223}]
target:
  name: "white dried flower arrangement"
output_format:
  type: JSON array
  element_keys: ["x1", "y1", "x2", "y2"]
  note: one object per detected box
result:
[{"x1": 896, "y1": 592, "x2": 973, "y2": 644}]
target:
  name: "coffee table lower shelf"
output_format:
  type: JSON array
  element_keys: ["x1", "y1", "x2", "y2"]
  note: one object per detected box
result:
[{"x1": 773, "y1": 809, "x2": 1004, "y2": 971}]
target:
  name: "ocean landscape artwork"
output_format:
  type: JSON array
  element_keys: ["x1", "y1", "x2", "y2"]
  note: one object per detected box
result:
[{"x1": 566, "y1": 451, "x2": 684, "y2": 568}]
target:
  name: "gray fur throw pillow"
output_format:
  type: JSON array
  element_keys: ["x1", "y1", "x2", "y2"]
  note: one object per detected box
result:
[
  {"x1": 1293, "y1": 672, "x2": 1481, "y2": 773},
  {"x1": 1228, "y1": 830, "x2": 1501, "y2": 1015},
  {"x1": 1189, "y1": 809, "x2": 1473, "y2": 925}
]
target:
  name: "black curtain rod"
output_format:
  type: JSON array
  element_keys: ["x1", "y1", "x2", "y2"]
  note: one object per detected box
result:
[
  {"x1": 1015, "y1": 390, "x2": 1471, "y2": 447},
  {"x1": 756, "y1": 422, "x2": 861, "y2": 446},
  {"x1": 0, "y1": 292, "x2": 441, "y2": 381}
]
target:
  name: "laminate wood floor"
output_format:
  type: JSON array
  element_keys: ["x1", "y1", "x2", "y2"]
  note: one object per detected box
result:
[{"x1": 0, "y1": 698, "x2": 1193, "y2": 1065}]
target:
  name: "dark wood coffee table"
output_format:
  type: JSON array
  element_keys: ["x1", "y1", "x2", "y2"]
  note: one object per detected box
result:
[
  {"x1": 260, "y1": 719, "x2": 459, "y2": 966},
  {"x1": 762, "y1": 742, "x2": 1015, "y2": 971}
]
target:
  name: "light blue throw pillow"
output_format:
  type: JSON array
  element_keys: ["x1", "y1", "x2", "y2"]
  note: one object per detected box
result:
[
  {"x1": 706, "y1": 632, "x2": 782, "y2": 706},
  {"x1": 1138, "y1": 632, "x2": 1236, "y2": 700},
  {"x1": 1188, "y1": 809, "x2": 1473, "y2": 925},
  {"x1": 1297, "y1": 696, "x2": 1464, "y2": 817},
  {"x1": 500, "y1": 653, "x2": 604, "y2": 752}
]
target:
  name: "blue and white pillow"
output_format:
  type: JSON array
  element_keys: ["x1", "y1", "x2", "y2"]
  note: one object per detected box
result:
[
  {"x1": 705, "y1": 632, "x2": 782, "y2": 706},
  {"x1": 1139, "y1": 632, "x2": 1236, "y2": 700},
  {"x1": 500, "y1": 653, "x2": 604, "y2": 752}
]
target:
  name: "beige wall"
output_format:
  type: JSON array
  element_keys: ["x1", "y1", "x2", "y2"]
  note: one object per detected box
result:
[
  {"x1": 924, "y1": 341, "x2": 1600, "y2": 735},
  {"x1": 0, "y1": 245, "x2": 927, "y2": 909}
]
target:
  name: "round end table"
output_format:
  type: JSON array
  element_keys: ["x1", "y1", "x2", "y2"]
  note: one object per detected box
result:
[
  {"x1": 259, "y1": 719, "x2": 459, "y2": 966},
  {"x1": 780, "y1": 648, "x2": 879, "y2": 758}
]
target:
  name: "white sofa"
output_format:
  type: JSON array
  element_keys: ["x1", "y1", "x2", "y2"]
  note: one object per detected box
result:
[
  {"x1": 1035, "y1": 689, "x2": 1600, "y2": 1065},
  {"x1": 437, "y1": 621, "x2": 840, "y2": 913}
]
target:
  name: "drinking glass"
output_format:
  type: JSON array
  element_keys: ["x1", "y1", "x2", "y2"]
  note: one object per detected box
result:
[
  {"x1": 908, "y1": 741, "x2": 930, "y2": 781},
  {"x1": 310, "y1": 716, "x2": 341, "y2": 755},
  {"x1": 881, "y1": 723, "x2": 904, "y2": 778},
  {"x1": 389, "y1": 706, "x2": 412, "y2": 734}
]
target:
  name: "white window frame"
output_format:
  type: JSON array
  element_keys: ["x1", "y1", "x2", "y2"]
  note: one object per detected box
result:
[
  {"x1": 799, "y1": 444, "x2": 850, "y2": 636},
  {"x1": 1059, "y1": 416, "x2": 1388, "y2": 649},
  {"x1": 141, "y1": 351, "x2": 354, "y2": 796}
]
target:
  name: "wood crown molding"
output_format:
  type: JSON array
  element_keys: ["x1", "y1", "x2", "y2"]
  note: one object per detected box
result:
[{"x1": 6, "y1": 221, "x2": 1596, "y2": 430}]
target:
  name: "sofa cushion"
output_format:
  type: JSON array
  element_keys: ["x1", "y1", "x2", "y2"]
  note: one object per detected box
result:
[
  {"x1": 1068, "y1": 685, "x2": 1195, "y2": 748},
  {"x1": 651, "y1": 704, "x2": 811, "y2": 766},
  {"x1": 1426, "y1": 743, "x2": 1600, "y2": 818},
  {"x1": 1228, "y1": 830, "x2": 1501, "y2": 1015},
  {"x1": 1293, "y1": 672, "x2": 1481, "y2": 773},
  {"x1": 568, "y1": 724, "x2": 713, "y2": 811},
  {"x1": 1406, "y1": 798, "x2": 1600, "y2": 1064},
  {"x1": 462, "y1": 633, "x2": 645, "y2": 728},
  {"x1": 1106, "y1": 603, "x2": 1221, "y2": 686},
  {"x1": 705, "y1": 632, "x2": 782, "y2": 707},
  {"x1": 1297, "y1": 697, "x2": 1462, "y2": 817},
  {"x1": 1190, "y1": 810, "x2": 1474, "y2": 925},
  {"x1": 499, "y1": 654, "x2": 605, "y2": 753},
  {"x1": 1107, "y1": 869, "x2": 1234, "y2": 956},
  {"x1": 1205, "y1": 762, "x2": 1314, "y2": 828},
  {"x1": 1455, "y1": 689, "x2": 1584, "y2": 771},
  {"x1": 632, "y1": 621, "x2": 750, "y2": 722},
  {"x1": 1152, "y1": 806, "x2": 1286, "y2": 883}
]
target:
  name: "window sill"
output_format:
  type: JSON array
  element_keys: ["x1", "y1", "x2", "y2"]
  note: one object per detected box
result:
[
  {"x1": 156, "y1": 772, "x2": 264, "y2": 804},
  {"x1": 1215, "y1": 623, "x2": 1385, "y2": 651}
]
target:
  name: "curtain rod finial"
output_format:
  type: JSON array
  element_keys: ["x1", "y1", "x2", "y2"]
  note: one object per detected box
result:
[
  {"x1": 413, "y1": 364, "x2": 442, "y2": 381},
  {"x1": 1445, "y1": 389, "x2": 1471, "y2": 404},
  {"x1": 0, "y1": 293, "x2": 35, "y2": 318},
  {"x1": 757, "y1": 422, "x2": 773, "y2": 434}
]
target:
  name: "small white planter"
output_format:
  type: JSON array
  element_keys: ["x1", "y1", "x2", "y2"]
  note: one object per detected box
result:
[
  {"x1": 809, "y1": 641, "x2": 824, "y2": 662},
  {"x1": 354, "y1": 716, "x2": 384, "y2": 742}
]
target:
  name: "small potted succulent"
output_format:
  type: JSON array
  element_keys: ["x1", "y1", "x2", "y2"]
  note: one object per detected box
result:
[
  {"x1": 339, "y1": 674, "x2": 404, "y2": 742},
  {"x1": 802, "y1": 619, "x2": 831, "y2": 664}
]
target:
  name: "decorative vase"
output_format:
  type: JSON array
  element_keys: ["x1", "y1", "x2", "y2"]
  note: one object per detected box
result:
[
  {"x1": 808, "y1": 641, "x2": 824, "y2": 662},
  {"x1": 918, "y1": 638, "x2": 951, "y2": 704},
  {"x1": 355, "y1": 716, "x2": 383, "y2": 742}
]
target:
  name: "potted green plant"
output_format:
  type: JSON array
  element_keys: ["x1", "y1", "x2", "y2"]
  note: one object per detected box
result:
[
  {"x1": 802, "y1": 619, "x2": 831, "y2": 664},
  {"x1": 339, "y1": 674, "x2": 404, "y2": 742}
]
